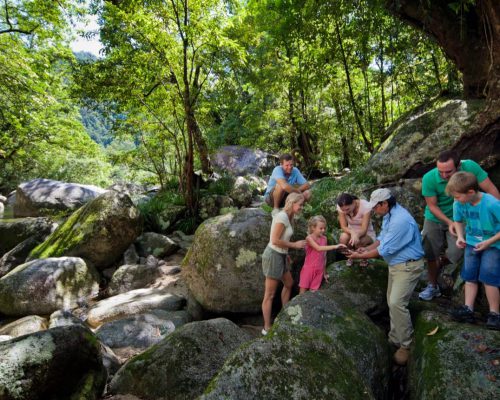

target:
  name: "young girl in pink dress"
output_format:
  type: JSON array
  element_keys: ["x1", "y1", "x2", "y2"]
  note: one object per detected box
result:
[{"x1": 299, "y1": 215, "x2": 346, "y2": 293}]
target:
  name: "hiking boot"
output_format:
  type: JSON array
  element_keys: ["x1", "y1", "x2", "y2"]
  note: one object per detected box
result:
[
  {"x1": 393, "y1": 347, "x2": 410, "y2": 365},
  {"x1": 451, "y1": 305, "x2": 475, "y2": 323},
  {"x1": 419, "y1": 284, "x2": 441, "y2": 301},
  {"x1": 486, "y1": 312, "x2": 500, "y2": 331}
]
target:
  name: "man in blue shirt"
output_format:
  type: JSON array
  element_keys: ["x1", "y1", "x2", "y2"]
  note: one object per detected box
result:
[
  {"x1": 348, "y1": 188, "x2": 425, "y2": 366},
  {"x1": 264, "y1": 153, "x2": 311, "y2": 213}
]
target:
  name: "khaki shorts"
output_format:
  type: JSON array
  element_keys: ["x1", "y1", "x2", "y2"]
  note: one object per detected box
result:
[
  {"x1": 262, "y1": 245, "x2": 289, "y2": 279},
  {"x1": 422, "y1": 219, "x2": 463, "y2": 264}
]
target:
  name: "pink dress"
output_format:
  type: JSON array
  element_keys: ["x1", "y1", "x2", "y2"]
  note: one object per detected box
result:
[{"x1": 299, "y1": 236, "x2": 327, "y2": 290}]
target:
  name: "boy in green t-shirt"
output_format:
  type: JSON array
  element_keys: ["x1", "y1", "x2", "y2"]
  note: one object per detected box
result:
[{"x1": 419, "y1": 150, "x2": 500, "y2": 301}]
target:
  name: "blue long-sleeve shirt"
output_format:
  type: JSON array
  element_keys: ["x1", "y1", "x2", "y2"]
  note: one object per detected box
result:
[{"x1": 377, "y1": 204, "x2": 424, "y2": 266}]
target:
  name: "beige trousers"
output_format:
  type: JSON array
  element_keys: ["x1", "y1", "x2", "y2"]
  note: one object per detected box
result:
[{"x1": 387, "y1": 259, "x2": 425, "y2": 348}]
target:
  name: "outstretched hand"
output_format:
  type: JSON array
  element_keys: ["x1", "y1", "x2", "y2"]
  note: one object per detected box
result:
[{"x1": 294, "y1": 240, "x2": 307, "y2": 249}]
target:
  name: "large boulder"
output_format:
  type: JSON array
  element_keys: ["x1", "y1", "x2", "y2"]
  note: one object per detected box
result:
[
  {"x1": 211, "y1": 146, "x2": 274, "y2": 176},
  {"x1": 273, "y1": 291, "x2": 390, "y2": 399},
  {"x1": 0, "y1": 217, "x2": 53, "y2": 255},
  {"x1": 0, "y1": 257, "x2": 99, "y2": 316},
  {"x1": 108, "y1": 318, "x2": 252, "y2": 400},
  {"x1": 86, "y1": 287, "x2": 186, "y2": 328},
  {"x1": 28, "y1": 191, "x2": 143, "y2": 269},
  {"x1": 14, "y1": 178, "x2": 106, "y2": 217},
  {"x1": 409, "y1": 310, "x2": 500, "y2": 399},
  {"x1": 364, "y1": 98, "x2": 486, "y2": 184},
  {"x1": 0, "y1": 325, "x2": 106, "y2": 400},
  {"x1": 201, "y1": 323, "x2": 374, "y2": 400},
  {"x1": 182, "y1": 208, "x2": 271, "y2": 313}
]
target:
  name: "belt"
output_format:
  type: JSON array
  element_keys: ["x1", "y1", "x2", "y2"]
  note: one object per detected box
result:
[{"x1": 391, "y1": 258, "x2": 424, "y2": 267}]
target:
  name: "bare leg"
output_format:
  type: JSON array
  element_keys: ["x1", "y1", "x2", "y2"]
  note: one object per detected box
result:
[
  {"x1": 272, "y1": 185, "x2": 286, "y2": 209},
  {"x1": 302, "y1": 189, "x2": 312, "y2": 203},
  {"x1": 281, "y1": 271, "x2": 294, "y2": 306},
  {"x1": 339, "y1": 232, "x2": 350, "y2": 246},
  {"x1": 485, "y1": 284, "x2": 500, "y2": 313},
  {"x1": 464, "y1": 281, "x2": 478, "y2": 310},
  {"x1": 427, "y1": 259, "x2": 440, "y2": 286},
  {"x1": 262, "y1": 277, "x2": 279, "y2": 331},
  {"x1": 357, "y1": 235, "x2": 374, "y2": 248},
  {"x1": 299, "y1": 287, "x2": 308, "y2": 294}
]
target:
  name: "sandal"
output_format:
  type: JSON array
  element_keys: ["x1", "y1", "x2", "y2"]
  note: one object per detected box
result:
[
  {"x1": 359, "y1": 259, "x2": 369, "y2": 267},
  {"x1": 346, "y1": 258, "x2": 354, "y2": 267}
]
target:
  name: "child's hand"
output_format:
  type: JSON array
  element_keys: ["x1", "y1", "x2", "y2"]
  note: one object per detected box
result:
[
  {"x1": 456, "y1": 238, "x2": 466, "y2": 249},
  {"x1": 349, "y1": 233, "x2": 359, "y2": 247},
  {"x1": 336, "y1": 244, "x2": 347, "y2": 250},
  {"x1": 474, "y1": 241, "x2": 490, "y2": 252}
]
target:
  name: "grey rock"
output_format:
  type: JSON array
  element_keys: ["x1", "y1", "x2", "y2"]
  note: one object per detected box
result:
[
  {"x1": 14, "y1": 178, "x2": 106, "y2": 217},
  {"x1": 212, "y1": 145, "x2": 274, "y2": 176},
  {"x1": 123, "y1": 244, "x2": 140, "y2": 265},
  {"x1": 48, "y1": 310, "x2": 87, "y2": 329},
  {"x1": 0, "y1": 217, "x2": 52, "y2": 255},
  {"x1": 95, "y1": 310, "x2": 191, "y2": 349},
  {"x1": 198, "y1": 194, "x2": 234, "y2": 220},
  {"x1": 108, "y1": 263, "x2": 161, "y2": 296},
  {"x1": 0, "y1": 236, "x2": 42, "y2": 278},
  {"x1": 0, "y1": 315, "x2": 48, "y2": 338},
  {"x1": 136, "y1": 232, "x2": 179, "y2": 259},
  {"x1": 0, "y1": 257, "x2": 99, "y2": 316}
]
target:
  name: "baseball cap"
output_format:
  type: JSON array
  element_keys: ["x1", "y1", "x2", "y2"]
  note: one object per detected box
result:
[{"x1": 368, "y1": 188, "x2": 392, "y2": 209}]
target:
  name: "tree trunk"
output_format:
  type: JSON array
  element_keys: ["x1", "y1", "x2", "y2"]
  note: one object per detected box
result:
[{"x1": 385, "y1": 0, "x2": 500, "y2": 102}]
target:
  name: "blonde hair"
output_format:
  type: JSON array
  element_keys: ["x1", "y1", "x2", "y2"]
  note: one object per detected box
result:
[
  {"x1": 308, "y1": 215, "x2": 327, "y2": 233},
  {"x1": 284, "y1": 193, "x2": 305, "y2": 213},
  {"x1": 445, "y1": 171, "x2": 479, "y2": 195}
]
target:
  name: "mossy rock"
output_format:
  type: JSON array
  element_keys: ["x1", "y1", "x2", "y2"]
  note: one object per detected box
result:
[
  {"x1": 29, "y1": 191, "x2": 143, "y2": 270},
  {"x1": 273, "y1": 291, "x2": 390, "y2": 399},
  {"x1": 409, "y1": 310, "x2": 500, "y2": 399},
  {"x1": 182, "y1": 208, "x2": 271, "y2": 313},
  {"x1": 323, "y1": 259, "x2": 389, "y2": 316},
  {"x1": 201, "y1": 324, "x2": 375, "y2": 400},
  {"x1": 0, "y1": 325, "x2": 106, "y2": 400},
  {"x1": 109, "y1": 318, "x2": 252, "y2": 400}
]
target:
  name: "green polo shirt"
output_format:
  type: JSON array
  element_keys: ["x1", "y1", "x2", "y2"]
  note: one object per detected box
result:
[{"x1": 422, "y1": 159, "x2": 488, "y2": 223}]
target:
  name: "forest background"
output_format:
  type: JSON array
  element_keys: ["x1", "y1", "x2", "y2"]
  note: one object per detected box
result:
[{"x1": 0, "y1": 0, "x2": 471, "y2": 212}]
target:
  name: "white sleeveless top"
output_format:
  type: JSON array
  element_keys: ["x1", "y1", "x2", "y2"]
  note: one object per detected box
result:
[
  {"x1": 268, "y1": 211, "x2": 293, "y2": 254},
  {"x1": 337, "y1": 199, "x2": 376, "y2": 240}
]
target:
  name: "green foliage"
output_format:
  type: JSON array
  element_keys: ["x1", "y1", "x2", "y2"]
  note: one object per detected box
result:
[{"x1": 206, "y1": 175, "x2": 236, "y2": 196}]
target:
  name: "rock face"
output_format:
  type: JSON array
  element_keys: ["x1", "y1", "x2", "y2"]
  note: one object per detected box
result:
[
  {"x1": 86, "y1": 288, "x2": 186, "y2": 328},
  {"x1": 364, "y1": 98, "x2": 486, "y2": 184},
  {"x1": 0, "y1": 257, "x2": 99, "y2": 316},
  {"x1": 14, "y1": 178, "x2": 107, "y2": 217},
  {"x1": 212, "y1": 145, "x2": 274, "y2": 176},
  {"x1": 0, "y1": 325, "x2": 106, "y2": 400},
  {"x1": 409, "y1": 310, "x2": 500, "y2": 399},
  {"x1": 0, "y1": 217, "x2": 53, "y2": 255},
  {"x1": 183, "y1": 208, "x2": 271, "y2": 313},
  {"x1": 109, "y1": 318, "x2": 252, "y2": 400},
  {"x1": 28, "y1": 191, "x2": 143, "y2": 269}
]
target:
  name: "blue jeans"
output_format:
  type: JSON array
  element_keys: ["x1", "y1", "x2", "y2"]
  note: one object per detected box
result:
[{"x1": 461, "y1": 245, "x2": 500, "y2": 286}]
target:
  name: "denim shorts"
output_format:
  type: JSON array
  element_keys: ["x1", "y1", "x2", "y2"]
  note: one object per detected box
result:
[{"x1": 461, "y1": 245, "x2": 500, "y2": 286}]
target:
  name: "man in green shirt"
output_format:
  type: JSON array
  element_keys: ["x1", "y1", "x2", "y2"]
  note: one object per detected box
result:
[{"x1": 419, "y1": 150, "x2": 500, "y2": 301}]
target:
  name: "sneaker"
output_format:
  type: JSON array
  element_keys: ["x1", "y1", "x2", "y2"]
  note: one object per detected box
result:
[
  {"x1": 418, "y1": 284, "x2": 441, "y2": 301},
  {"x1": 451, "y1": 305, "x2": 475, "y2": 323},
  {"x1": 261, "y1": 328, "x2": 268, "y2": 336},
  {"x1": 486, "y1": 312, "x2": 500, "y2": 330},
  {"x1": 393, "y1": 347, "x2": 410, "y2": 365}
]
